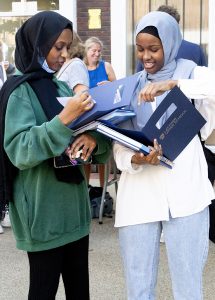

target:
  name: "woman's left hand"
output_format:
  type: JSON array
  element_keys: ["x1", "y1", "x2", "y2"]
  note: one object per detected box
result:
[
  {"x1": 67, "y1": 134, "x2": 97, "y2": 162},
  {"x1": 131, "y1": 139, "x2": 162, "y2": 166}
]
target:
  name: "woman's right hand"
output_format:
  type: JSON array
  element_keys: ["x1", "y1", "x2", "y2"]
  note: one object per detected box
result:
[
  {"x1": 138, "y1": 80, "x2": 178, "y2": 103},
  {"x1": 58, "y1": 91, "x2": 94, "y2": 125}
]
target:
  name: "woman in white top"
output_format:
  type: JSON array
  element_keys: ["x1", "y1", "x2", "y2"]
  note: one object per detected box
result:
[
  {"x1": 57, "y1": 31, "x2": 89, "y2": 94},
  {"x1": 113, "y1": 11, "x2": 214, "y2": 300}
]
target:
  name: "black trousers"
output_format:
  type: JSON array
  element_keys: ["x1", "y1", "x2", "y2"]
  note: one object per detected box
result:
[{"x1": 27, "y1": 235, "x2": 89, "y2": 300}]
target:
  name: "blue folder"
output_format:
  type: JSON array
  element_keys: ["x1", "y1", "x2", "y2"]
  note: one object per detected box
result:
[
  {"x1": 96, "y1": 123, "x2": 173, "y2": 168},
  {"x1": 69, "y1": 72, "x2": 140, "y2": 129},
  {"x1": 101, "y1": 86, "x2": 206, "y2": 161}
]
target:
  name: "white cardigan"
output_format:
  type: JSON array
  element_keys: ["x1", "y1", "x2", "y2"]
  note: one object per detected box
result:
[{"x1": 114, "y1": 66, "x2": 215, "y2": 227}]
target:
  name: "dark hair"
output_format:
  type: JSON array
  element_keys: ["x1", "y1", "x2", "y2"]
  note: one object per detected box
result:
[
  {"x1": 157, "y1": 5, "x2": 180, "y2": 23},
  {"x1": 139, "y1": 26, "x2": 160, "y2": 40}
]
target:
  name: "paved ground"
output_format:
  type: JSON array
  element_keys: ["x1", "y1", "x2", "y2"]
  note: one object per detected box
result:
[
  {"x1": 1, "y1": 177, "x2": 215, "y2": 299},
  {"x1": 1, "y1": 217, "x2": 215, "y2": 300}
]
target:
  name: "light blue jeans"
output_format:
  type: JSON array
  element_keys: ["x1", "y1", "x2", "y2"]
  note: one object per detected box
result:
[{"x1": 119, "y1": 207, "x2": 209, "y2": 300}]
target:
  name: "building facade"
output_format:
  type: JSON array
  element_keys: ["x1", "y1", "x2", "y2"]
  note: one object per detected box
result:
[
  {"x1": 0, "y1": 0, "x2": 215, "y2": 79},
  {"x1": 76, "y1": 0, "x2": 111, "y2": 63}
]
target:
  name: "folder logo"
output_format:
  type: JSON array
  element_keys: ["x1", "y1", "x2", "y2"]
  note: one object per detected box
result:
[
  {"x1": 113, "y1": 84, "x2": 124, "y2": 104},
  {"x1": 159, "y1": 133, "x2": 165, "y2": 140}
]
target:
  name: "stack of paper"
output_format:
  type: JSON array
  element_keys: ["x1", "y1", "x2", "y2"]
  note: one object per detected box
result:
[
  {"x1": 95, "y1": 123, "x2": 174, "y2": 169},
  {"x1": 73, "y1": 109, "x2": 136, "y2": 136}
]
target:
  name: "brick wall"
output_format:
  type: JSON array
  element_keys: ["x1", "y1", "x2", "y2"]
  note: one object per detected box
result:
[{"x1": 77, "y1": 0, "x2": 111, "y2": 63}]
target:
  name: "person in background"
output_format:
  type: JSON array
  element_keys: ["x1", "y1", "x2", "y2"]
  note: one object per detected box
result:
[
  {"x1": 84, "y1": 36, "x2": 116, "y2": 186},
  {"x1": 0, "y1": 41, "x2": 12, "y2": 233},
  {"x1": 5, "y1": 62, "x2": 15, "y2": 78},
  {"x1": 0, "y1": 64, "x2": 4, "y2": 90},
  {"x1": 0, "y1": 43, "x2": 5, "y2": 234},
  {"x1": 57, "y1": 31, "x2": 89, "y2": 94},
  {"x1": 0, "y1": 41, "x2": 7, "y2": 90},
  {"x1": 84, "y1": 36, "x2": 116, "y2": 88},
  {"x1": 113, "y1": 11, "x2": 215, "y2": 299},
  {"x1": 0, "y1": 41, "x2": 16, "y2": 80},
  {"x1": 136, "y1": 5, "x2": 207, "y2": 72},
  {"x1": 0, "y1": 11, "x2": 111, "y2": 299}
]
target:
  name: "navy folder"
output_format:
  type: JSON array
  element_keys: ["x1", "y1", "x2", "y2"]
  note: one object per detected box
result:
[
  {"x1": 101, "y1": 86, "x2": 206, "y2": 161},
  {"x1": 69, "y1": 72, "x2": 140, "y2": 129},
  {"x1": 96, "y1": 123, "x2": 173, "y2": 168}
]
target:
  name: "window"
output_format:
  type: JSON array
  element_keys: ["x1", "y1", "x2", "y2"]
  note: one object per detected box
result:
[
  {"x1": 0, "y1": 16, "x2": 29, "y2": 62},
  {"x1": 132, "y1": 0, "x2": 208, "y2": 70},
  {"x1": 37, "y1": 0, "x2": 59, "y2": 11},
  {"x1": 0, "y1": 1, "x2": 59, "y2": 13},
  {"x1": 0, "y1": 0, "x2": 60, "y2": 63}
]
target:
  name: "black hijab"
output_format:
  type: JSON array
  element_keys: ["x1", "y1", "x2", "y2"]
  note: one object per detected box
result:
[{"x1": 0, "y1": 11, "x2": 83, "y2": 218}]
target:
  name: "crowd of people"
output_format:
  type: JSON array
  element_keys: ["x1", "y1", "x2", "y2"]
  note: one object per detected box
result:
[{"x1": 0, "y1": 4, "x2": 215, "y2": 300}]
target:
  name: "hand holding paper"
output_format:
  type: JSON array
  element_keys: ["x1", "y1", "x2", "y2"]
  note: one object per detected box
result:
[{"x1": 58, "y1": 91, "x2": 94, "y2": 126}]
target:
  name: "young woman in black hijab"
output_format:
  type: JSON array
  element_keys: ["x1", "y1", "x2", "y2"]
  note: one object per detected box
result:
[{"x1": 0, "y1": 11, "x2": 111, "y2": 299}]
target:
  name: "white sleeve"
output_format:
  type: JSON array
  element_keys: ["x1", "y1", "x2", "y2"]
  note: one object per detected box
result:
[
  {"x1": 113, "y1": 142, "x2": 145, "y2": 174},
  {"x1": 57, "y1": 60, "x2": 89, "y2": 90},
  {"x1": 178, "y1": 66, "x2": 215, "y2": 140},
  {"x1": 178, "y1": 66, "x2": 215, "y2": 99}
]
